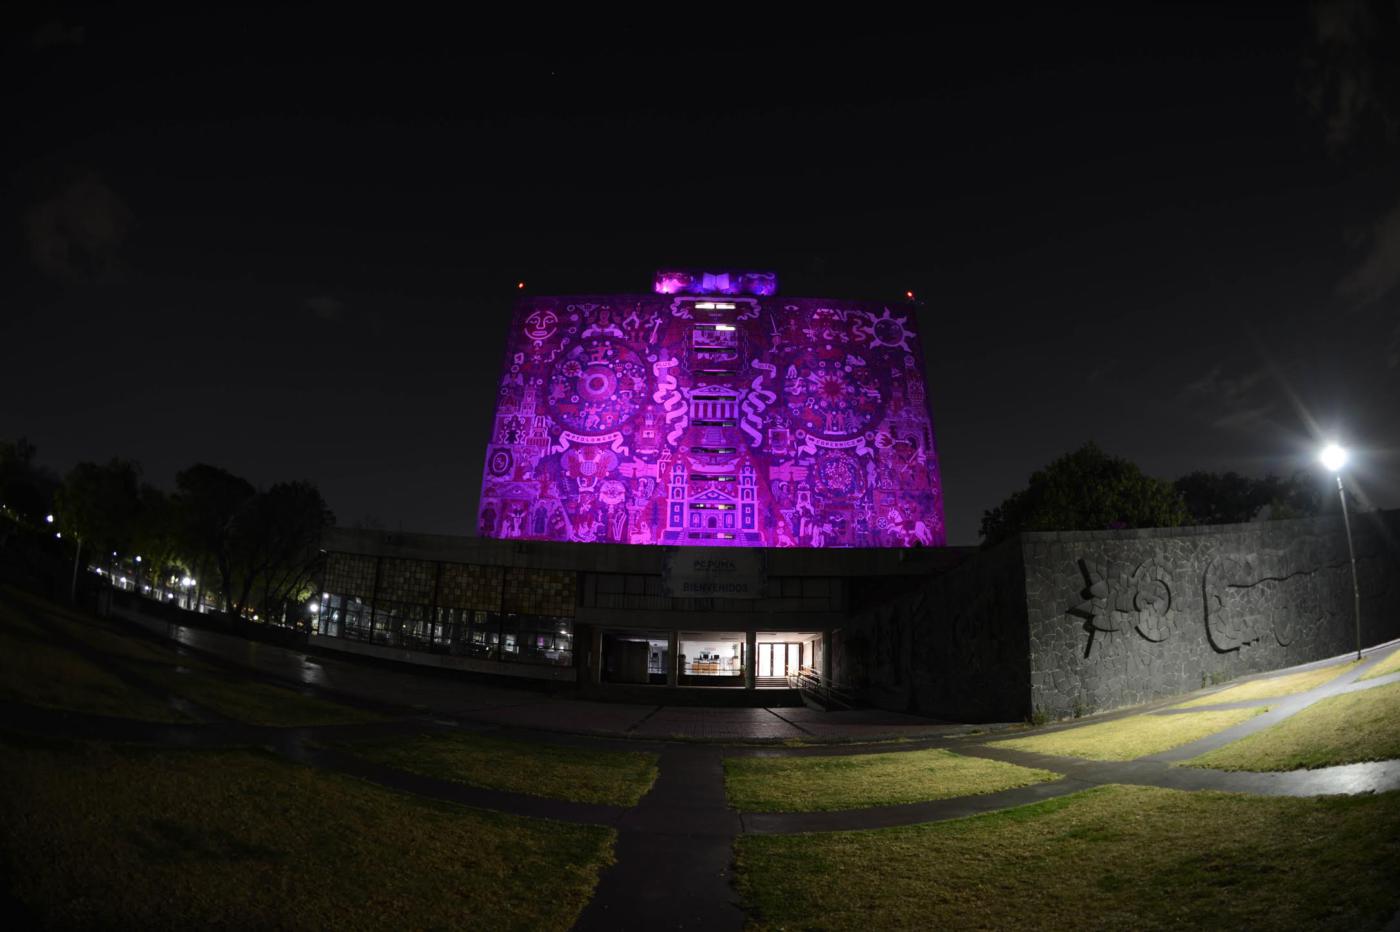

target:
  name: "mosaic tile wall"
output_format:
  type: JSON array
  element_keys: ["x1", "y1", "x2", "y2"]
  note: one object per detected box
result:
[
  {"x1": 376, "y1": 557, "x2": 436, "y2": 604},
  {"x1": 478, "y1": 292, "x2": 945, "y2": 548},
  {"x1": 437, "y1": 562, "x2": 505, "y2": 612},
  {"x1": 324, "y1": 552, "x2": 378, "y2": 598},
  {"x1": 502, "y1": 567, "x2": 576, "y2": 616}
]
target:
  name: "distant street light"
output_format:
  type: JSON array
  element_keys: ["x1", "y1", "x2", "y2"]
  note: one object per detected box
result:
[
  {"x1": 1320, "y1": 443, "x2": 1362, "y2": 661},
  {"x1": 45, "y1": 513, "x2": 54, "y2": 524}
]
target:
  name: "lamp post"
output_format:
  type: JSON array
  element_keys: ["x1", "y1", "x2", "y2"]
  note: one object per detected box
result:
[
  {"x1": 49, "y1": 512, "x2": 84, "y2": 604},
  {"x1": 1319, "y1": 443, "x2": 1361, "y2": 662},
  {"x1": 69, "y1": 535, "x2": 83, "y2": 604}
]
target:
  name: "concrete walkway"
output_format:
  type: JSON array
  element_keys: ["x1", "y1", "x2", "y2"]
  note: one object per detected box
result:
[
  {"x1": 7, "y1": 590, "x2": 1400, "y2": 931},
  {"x1": 574, "y1": 746, "x2": 743, "y2": 930}
]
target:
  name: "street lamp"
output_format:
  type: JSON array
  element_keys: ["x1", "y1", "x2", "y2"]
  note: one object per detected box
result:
[
  {"x1": 45, "y1": 510, "x2": 83, "y2": 603},
  {"x1": 1319, "y1": 443, "x2": 1362, "y2": 661}
]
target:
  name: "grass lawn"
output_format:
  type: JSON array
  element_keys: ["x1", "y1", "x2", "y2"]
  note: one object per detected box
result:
[
  {"x1": 135, "y1": 664, "x2": 386, "y2": 727},
  {"x1": 736, "y1": 784, "x2": 1400, "y2": 931},
  {"x1": 1187, "y1": 680, "x2": 1400, "y2": 771},
  {"x1": 1174, "y1": 660, "x2": 1360, "y2": 708},
  {"x1": 724, "y1": 748, "x2": 1059, "y2": 812},
  {"x1": 1361, "y1": 646, "x2": 1400, "y2": 681},
  {"x1": 348, "y1": 731, "x2": 659, "y2": 806},
  {"x1": 0, "y1": 735, "x2": 614, "y2": 930},
  {"x1": 0, "y1": 589, "x2": 378, "y2": 727},
  {"x1": 47, "y1": 609, "x2": 220, "y2": 670},
  {"x1": 989, "y1": 707, "x2": 1267, "y2": 761},
  {"x1": 2, "y1": 586, "x2": 192, "y2": 665},
  {"x1": 0, "y1": 607, "x2": 187, "y2": 723}
]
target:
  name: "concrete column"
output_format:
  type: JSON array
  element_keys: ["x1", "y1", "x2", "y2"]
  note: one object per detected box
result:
[
  {"x1": 590, "y1": 627, "x2": 603, "y2": 685},
  {"x1": 744, "y1": 629, "x2": 757, "y2": 689},
  {"x1": 822, "y1": 629, "x2": 833, "y2": 681},
  {"x1": 667, "y1": 630, "x2": 679, "y2": 688}
]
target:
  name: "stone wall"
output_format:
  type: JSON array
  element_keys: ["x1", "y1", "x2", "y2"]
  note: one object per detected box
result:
[
  {"x1": 835, "y1": 539, "x2": 1031, "y2": 722},
  {"x1": 840, "y1": 511, "x2": 1400, "y2": 723},
  {"x1": 1024, "y1": 511, "x2": 1400, "y2": 719}
]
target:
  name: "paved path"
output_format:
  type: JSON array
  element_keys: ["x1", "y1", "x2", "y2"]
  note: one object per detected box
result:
[
  {"x1": 1143, "y1": 647, "x2": 1396, "y2": 763},
  {"x1": 575, "y1": 746, "x2": 742, "y2": 930},
  {"x1": 6, "y1": 589, "x2": 1400, "y2": 931}
]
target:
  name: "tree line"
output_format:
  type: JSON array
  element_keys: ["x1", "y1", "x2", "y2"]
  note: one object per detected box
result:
[
  {"x1": 0, "y1": 438, "x2": 333, "y2": 621},
  {"x1": 979, "y1": 442, "x2": 1346, "y2": 546}
]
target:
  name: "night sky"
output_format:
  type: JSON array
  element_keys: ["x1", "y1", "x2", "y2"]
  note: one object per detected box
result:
[{"x1": 4, "y1": 5, "x2": 1398, "y2": 545}]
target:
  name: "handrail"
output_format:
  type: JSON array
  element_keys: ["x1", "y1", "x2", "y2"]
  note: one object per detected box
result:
[{"x1": 786, "y1": 666, "x2": 858, "y2": 710}]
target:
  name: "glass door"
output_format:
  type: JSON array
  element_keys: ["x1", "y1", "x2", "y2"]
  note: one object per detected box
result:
[
  {"x1": 757, "y1": 642, "x2": 804, "y2": 678},
  {"x1": 758, "y1": 643, "x2": 774, "y2": 677}
]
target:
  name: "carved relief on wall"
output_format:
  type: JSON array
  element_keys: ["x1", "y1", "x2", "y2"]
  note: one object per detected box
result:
[
  {"x1": 1066, "y1": 557, "x2": 1175, "y2": 657},
  {"x1": 1201, "y1": 549, "x2": 1350, "y2": 653}
]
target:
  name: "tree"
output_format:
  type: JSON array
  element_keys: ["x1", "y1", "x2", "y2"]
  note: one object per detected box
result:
[
  {"x1": 1174, "y1": 471, "x2": 1274, "y2": 525},
  {"x1": 223, "y1": 481, "x2": 334, "y2": 622},
  {"x1": 1174, "y1": 470, "x2": 1330, "y2": 525},
  {"x1": 173, "y1": 463, "x2": 255, "y2": 614},
  {"x1": 53, "y1": 459, "x2": 142, "y2": 566},
  {"x1": 131, "y1": 485, "x2": 186, "y2": 595},
  {"x1": 1261, "y1": 471, "x2": 1330, "y2": 520},
  {"x1": 0, "y1": 437, "x2": 59, "y2": 525},
  {"x1": 980, "y1": 443, "x2": 1188, "y2": 546}
]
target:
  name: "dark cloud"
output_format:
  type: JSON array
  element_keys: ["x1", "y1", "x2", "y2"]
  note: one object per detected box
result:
[
  {"x1": 1182, "y1": 365, "x2": 1278, "y2": 430},
  {"x1": 1182, "y1": 365, "x2": 1267, "y2": 404},
  {"x1": 1303, "y1": 2, "x2": 1400, "y2": 306},
  {"x1": 23, "y1": 174, "x2": 133, "y2": 282},
  {"x1": 305, "y1": 295, "x2": 346, "y2": 320},
  {"x1": 29, "y1": 20, "x2": 85, "y2": 50},
  {"x1": 1210, "y1": 403, "x2": 1280, "y2": 431},
  {"x1": 1338, "y1": 196, "x2": 1400, "y2": 305},
  {"x1": 1302, "y1": 0, "x2": 1399, "y2": 151}
]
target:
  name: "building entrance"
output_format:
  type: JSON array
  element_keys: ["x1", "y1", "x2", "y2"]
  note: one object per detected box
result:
[
  {"x1": 755, "y1": 631, "x2": 824, "y2": 687},
  {"x1": 756, "y1": 642, "x2": 803, "y2": 679}
]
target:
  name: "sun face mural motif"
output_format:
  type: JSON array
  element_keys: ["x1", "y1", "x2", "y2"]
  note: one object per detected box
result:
[
  {"x1": 479, "y1": 291, "x2": 944, "y2": 548},
  {"x1": 524, "y1": 307, "x2": 559, "y2": 343}
]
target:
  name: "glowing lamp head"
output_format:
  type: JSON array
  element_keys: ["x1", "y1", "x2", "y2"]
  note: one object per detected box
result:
[
  {"x1": 516, "y1": 281, "x2": 525, "y2": 290},
  {"x1": 45, "y1": 513, "x2": 54, "y2": 524},
  {"x1": 1319, "y1": 443, "x2": 1349, "y2": 473},
  {"x1": 905, "y1": 290, "x2": 914, "y2": 300}
]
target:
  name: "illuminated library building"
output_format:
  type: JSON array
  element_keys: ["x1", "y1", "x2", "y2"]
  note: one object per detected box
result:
[{"x1": 313, "y1": 269, "x2": 951, "y2": 697}]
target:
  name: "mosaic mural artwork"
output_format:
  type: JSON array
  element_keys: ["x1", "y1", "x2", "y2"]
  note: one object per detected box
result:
[{"x1": 477, "y1": 278, "x2": 945, "y2": 548}]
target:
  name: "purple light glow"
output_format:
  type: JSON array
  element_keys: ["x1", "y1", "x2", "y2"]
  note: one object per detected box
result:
[
  {"x1": 479, "y1": 292, "x2": 945, "y2": 548},
  {"x1": 653, "y1": 269, "x2": 779, "y2": 297}
]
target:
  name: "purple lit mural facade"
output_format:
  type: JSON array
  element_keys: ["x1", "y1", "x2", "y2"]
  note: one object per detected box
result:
[{"x1": 478, "y1": 291, "x2": 945, "y2": 548}]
